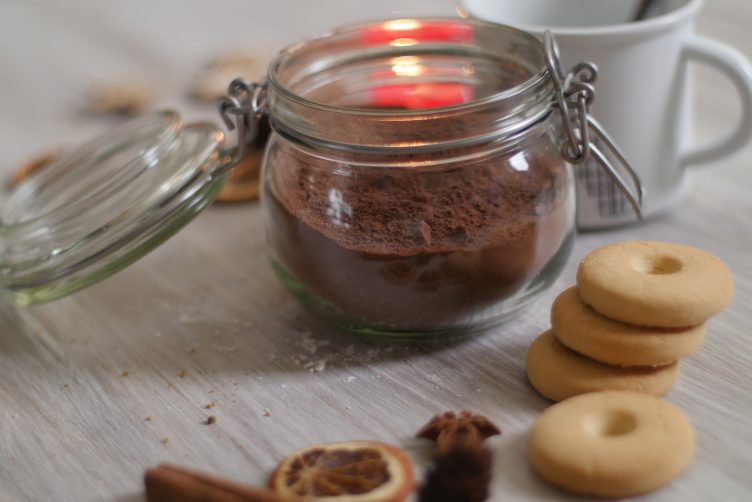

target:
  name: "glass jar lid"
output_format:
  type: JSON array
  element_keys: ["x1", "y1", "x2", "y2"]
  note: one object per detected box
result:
[{"x1": 0, "y1": 111, "x2": 227, "y2": 305}]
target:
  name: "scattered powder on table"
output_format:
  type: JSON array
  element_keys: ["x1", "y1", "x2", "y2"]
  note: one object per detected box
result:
[
  {"x1": 281, "y1": 331, "x2": 412, "y2": 373},
  {"x1": 305, "y1": 360, "x2": 327, "y2": 373},
  {"x1": 298, "y1": 331, "x2": 330, "y2": 354},
  {"x1": 428, "y1": 374, "x2": 442, "y2": 389}
]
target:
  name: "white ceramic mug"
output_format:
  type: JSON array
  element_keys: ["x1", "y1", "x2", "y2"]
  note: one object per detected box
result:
[{"x1": 463, "y1": 0, "x2": 752, "y2": 228}]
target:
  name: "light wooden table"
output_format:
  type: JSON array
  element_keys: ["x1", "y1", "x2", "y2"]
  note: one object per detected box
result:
[{"x1": 1, "y1": 1, "x2": 750, "y2": 501}]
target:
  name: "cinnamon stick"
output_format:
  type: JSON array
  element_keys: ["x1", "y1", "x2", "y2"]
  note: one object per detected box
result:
[{"x1": 145, "y1": 463, "x2": 292, "y2": 502}]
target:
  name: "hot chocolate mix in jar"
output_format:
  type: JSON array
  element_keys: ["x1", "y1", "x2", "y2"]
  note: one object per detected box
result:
[
  {"x1": 265, "y1": 124, "x2": 573, "y2": 332},
  {"x1": 258, "y1": 18, "x2": 584, "y2": 335}
]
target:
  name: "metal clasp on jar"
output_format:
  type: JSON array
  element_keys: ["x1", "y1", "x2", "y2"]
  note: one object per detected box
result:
[
  {"x1": 544, "y1": 31, "x2": 644, "y2": 219},
  {"x1": 215, "y1": 79, "x2": 268, "y2": 176}
]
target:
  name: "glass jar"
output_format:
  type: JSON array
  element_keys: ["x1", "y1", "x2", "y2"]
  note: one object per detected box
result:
[{"x1": 260, "y1": 19, "x2": 578, "y2": 337}]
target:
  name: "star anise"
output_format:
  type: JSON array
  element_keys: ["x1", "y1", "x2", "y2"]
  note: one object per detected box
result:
[
  {"x1": 418, "y1": 441, "x2": 494, "y2": 502},
  {"x1": 416, "y1": 410, "x2": 501, "y2": 452}
]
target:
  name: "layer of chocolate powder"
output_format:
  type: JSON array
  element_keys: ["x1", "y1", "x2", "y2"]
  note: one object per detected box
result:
[
  {"x1": 264, "y1": 130, "x2": 572, "y2": 330},
  {"x1": 271, "y1": 140, "x2": 566, "y2": 256}
]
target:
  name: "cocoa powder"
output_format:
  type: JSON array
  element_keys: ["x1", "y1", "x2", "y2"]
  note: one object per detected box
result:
[
  {"x1": 263, "y1": 33, "x2": 572, "y2": 332},
  {"x1": 264, "y1": 130, "x2": 572, "y2": 331}
]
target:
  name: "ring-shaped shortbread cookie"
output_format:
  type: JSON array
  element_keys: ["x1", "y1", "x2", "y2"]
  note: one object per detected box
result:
[
  {"x1": 526, "y1": 331, "x2": 679, "y2": 402},
  {"x1": 576, "y1": 241, "x2": 733, "y2": 327},
  {"x1": 552, "y1": 287, "x2": 706, "y2": 366},
  {"x1": 529, "y1": 390, "x2": 694, "y2": 498}
]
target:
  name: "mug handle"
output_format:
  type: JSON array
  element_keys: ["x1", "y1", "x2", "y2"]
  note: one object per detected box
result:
[{"x1": 680, "y1": 35, "x2": 752, "y2": 166}]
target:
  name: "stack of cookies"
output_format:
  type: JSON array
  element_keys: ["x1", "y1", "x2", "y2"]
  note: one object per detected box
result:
[{"x1": 527, "y1": 241, "x2": 733, "y2": 402}]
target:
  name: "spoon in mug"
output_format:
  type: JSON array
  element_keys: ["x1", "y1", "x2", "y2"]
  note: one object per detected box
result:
[{"x1": 632, "y1": 0, "x2": 658, "y2": 21}]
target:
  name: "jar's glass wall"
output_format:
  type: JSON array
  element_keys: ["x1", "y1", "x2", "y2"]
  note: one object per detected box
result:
[
  {"x1": 261, "y1": 18, "x2": 575, "y2": 336},
  {"x1": 262, "y1": 118, "x2": 575, "y2": 336}
]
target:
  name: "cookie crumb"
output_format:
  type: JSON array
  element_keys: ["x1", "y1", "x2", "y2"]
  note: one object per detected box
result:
[
  {"x1": 120, "y1": 370, "x2": 129, "y2": 377},
  {"x1": 160, "y1": 437, "x2": 170, "y2": 444},
  {"x1": 207, "y1": 389, "x2": 215, "y2": 394},
  {"x1": 204, "y1": 402, "x2": 216, "y2": 410},
  {"x1": 263, "y1": 408, "x2": 271, "y2": 417},
  {"x1": 206, "y1": 415, "x2": 217, "y2": 425},
  {"x1": 144, "y1": 416, "x2": 153, "y2": 422},
  {"x1": 178, "y1": 368, "x2": 188, "y2": 378}
]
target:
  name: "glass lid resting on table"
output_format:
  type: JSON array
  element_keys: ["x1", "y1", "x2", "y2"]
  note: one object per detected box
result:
[{"x1": 0, "y1": 112, "x2": 227, "y2": 306}]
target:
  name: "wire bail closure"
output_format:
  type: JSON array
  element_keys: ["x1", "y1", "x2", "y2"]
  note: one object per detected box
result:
[
  {"x1": 215, "y1": 79, "x2": 267, "y2": 177},
  {"x1": 544, "y1": 31, "x2": 644, "y2": 219}
]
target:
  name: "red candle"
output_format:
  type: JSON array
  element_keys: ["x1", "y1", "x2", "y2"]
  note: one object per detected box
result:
[
  {"x1": 361, "y1": 20, "x2": 474, "y2": 46},
  {"x1": 370, "y1": 83, "x2": 475, "y2": 109}
]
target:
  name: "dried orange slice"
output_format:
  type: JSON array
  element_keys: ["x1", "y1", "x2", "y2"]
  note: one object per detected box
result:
[{"x1": 270, "y1": 440, "x2": 415, "y2": 502}]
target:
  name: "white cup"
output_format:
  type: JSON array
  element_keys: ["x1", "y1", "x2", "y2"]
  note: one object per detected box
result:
[{"x1": 463, "y1": 0, "x2": 752, "y2": 228}]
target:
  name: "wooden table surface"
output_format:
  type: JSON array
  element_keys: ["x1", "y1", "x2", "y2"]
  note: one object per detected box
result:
[{"x1": 1, "y1": 1, "x2": 750, "y2": 501}]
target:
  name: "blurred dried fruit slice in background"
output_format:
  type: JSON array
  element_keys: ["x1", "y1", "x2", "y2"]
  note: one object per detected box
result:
[
  {"x1": 10, "y1": 150, "x2": 63, "y2": 188},
  {"x1": 190, "y1": 52, "x2": 271, "y2": 102},
  {"x1": 93, "y1": 81, "x2": 154, "y2": 116}
]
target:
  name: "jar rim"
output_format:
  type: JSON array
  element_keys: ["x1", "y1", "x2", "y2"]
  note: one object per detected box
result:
[
  {"x1": 267, "y1": 16, "x2": 551, "y2": 117},
  {"x1": 265, "y1": 17, "x2": 555, "y2": 150}
]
